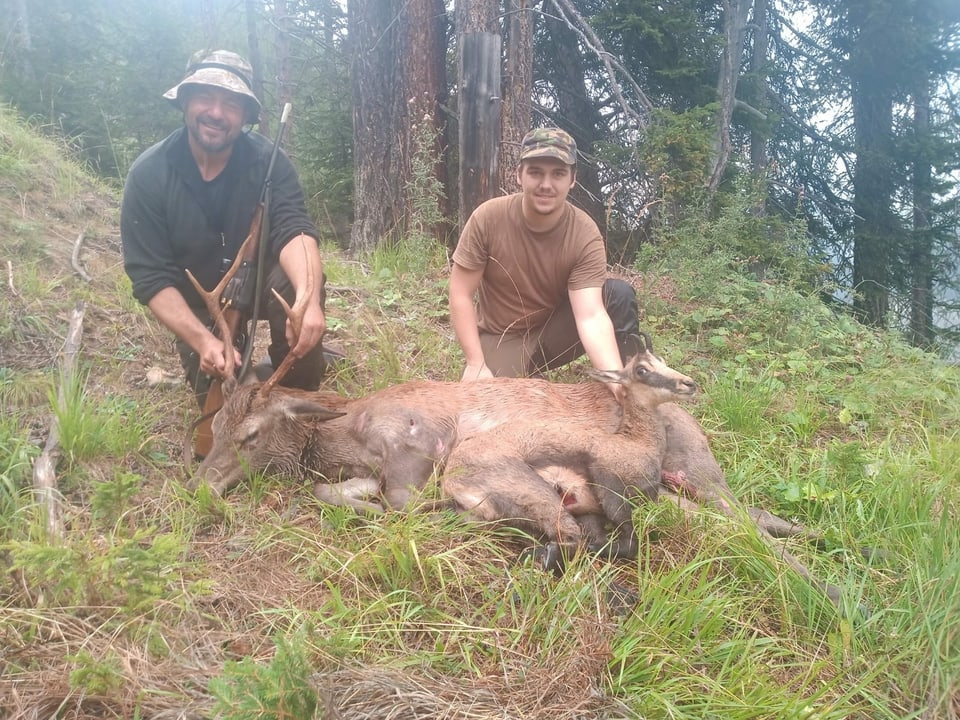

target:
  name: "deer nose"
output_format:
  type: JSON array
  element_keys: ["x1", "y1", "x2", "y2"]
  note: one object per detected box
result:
[{"x1": 681, "y1": 378, "x2": 698, "y2": 393}]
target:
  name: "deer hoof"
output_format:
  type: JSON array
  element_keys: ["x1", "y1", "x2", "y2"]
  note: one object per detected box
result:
[{"x1": 518, "y1": 542, "x2": 566, "y2": 576}]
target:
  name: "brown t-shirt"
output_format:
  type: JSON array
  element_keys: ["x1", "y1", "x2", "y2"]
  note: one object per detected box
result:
[{"x1": 452, "y1": 193, "x2": 607, "y2": 334}]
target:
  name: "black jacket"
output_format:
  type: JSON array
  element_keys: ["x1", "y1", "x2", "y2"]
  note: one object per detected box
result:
[{"x1": 120, "y1": 127, "x2": 318, "y2": 308}]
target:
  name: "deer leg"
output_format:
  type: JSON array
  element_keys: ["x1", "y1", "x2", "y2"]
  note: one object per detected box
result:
[
  {"x1": 443, "y1": 456, "x2": 585, "y2": 546},
  {"x1": 313, "y1": 477, "x2": 384, "y2": 514},
  {"x1": 368, "y1": 412, "x2": 456, "y2": 509}
]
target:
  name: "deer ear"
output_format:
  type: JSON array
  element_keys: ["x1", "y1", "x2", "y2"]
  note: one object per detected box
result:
[{"x1": 280, "y1": 397, "x2": 347, "y2": 422}]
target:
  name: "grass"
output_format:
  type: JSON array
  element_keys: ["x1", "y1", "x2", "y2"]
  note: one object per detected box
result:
[{"x1": 1, "y1": 107, "x2": 959, "y2": 719}]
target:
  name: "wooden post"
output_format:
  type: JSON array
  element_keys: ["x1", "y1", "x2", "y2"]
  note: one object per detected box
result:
[{"x1": 458, "y1": 31, "x2": 501, "y2": 232}]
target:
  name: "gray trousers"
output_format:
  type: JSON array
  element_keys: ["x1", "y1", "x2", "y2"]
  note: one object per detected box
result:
[
  {"x1": 478, "y1": 278, "x2": 639, "y2": 377},
  {"x1": 178, "y1": 263, "x2": 328, "y2": 407}
]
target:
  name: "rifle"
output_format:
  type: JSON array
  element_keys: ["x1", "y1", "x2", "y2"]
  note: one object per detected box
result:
[{"x1": 193, "y1": 103, "x2": 293, "y2": 458}]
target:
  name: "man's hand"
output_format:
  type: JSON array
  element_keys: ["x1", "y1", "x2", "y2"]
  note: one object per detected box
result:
[
  {"x1": 197, "y1": 333, "x2": 242, "y2": 378},
  {"x1": 461, "y1": 361, "x2": 493, "y2": 382},
  {"x1": 288, "y1": 300, "x2": 327, "y2": 358}
]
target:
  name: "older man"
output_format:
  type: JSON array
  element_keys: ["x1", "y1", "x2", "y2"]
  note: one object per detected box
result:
[{"x1": 121, "y1": 50, "x2": 332, "y2": 406}]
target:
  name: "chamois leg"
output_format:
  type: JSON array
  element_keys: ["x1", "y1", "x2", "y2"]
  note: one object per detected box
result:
[
  {"x1": 583, "y1": 467, "x2": 638, "y2": 561},
  {"x1": 660, "y1": 471, "x2": 863, "y2": 614},
  {"x1": 443, "y1": 456, "x2": 585, "y2": 547},
  {"x1": 585, "y1": 459, "x2": 662, "y2": 561}
]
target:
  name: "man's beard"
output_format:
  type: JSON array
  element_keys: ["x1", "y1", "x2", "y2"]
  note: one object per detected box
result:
[{"x1": 189, "y1": 119, "x2": 235, "y2": 154}]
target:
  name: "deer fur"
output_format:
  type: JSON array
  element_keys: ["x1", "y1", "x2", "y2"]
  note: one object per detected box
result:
[
  {"x1": 451, "y1": 353, "x2": 853, "y2": 609},
  {"x1": 440, "y1": 336, "x2": 697, "y2": 559},
  {"x1": 193, "y1": 337, "x2": 862, "y2": 611}
]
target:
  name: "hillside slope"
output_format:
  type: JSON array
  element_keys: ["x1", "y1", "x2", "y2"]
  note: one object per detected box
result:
[{"x1": 2, "y1": 106, "x2": 959, "y2": 720}]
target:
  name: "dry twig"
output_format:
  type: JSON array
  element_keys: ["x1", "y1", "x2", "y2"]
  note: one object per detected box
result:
[
  {"x1": 6, "y1": 259, "x2": 19, "y2": 297},
  {"x1": 71, "y1": 231, "x2": 93, "y2": 282},
  {"x1": 32, "y1": 300, "x2": 86, "y2": 541}
]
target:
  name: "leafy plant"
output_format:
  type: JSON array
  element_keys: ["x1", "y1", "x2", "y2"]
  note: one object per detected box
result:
[
  {"x1": 68, "y1": 648, "x2": 125, "y2": 696},
  {"x1": 209, "y1": 630, "x2": 319, "y2": 720}
]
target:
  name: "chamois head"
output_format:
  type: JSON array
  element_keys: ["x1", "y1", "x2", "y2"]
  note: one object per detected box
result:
[
  {"x1": 587, "y1": 332, "x2": 697, "y2": 407},
  {"x1": 192, "y1": 379, "x2": 347, "y2": 496}
]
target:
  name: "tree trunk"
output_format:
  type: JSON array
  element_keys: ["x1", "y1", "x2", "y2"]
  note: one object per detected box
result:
[
  {"x1": 400, "y1": 0, "x2": 451, "y2": 244},
  {"x1": 245, "y1": 0, "x2": 268, "y2": 133},
  {"x1": 458, "y1": 32, "x2": 502, "y2": 232},
  {"x1": 457, "y1": 0, "x2": 498, "y2": 34},
  {"x1": 275, "y1": 0, "x2": 293, "y2": 122},
  {"x1": 708, "y1": 0, "x2": 751, "y2": 194},
  {"x1": 350, "y1": 0, "x2": 449, "y2": 253},
  {"x1": 456, "y1": 0, "x2": 501, "y2": 232},
  {"x1": 349, "y1": 0, "x2": 406, "y2": 253},
  {"x1": 748, "y1": 0, "x2": 769, "y2": 173},
  {"x1": 542, "y1": 11, "x2": 606, "y2": 236},
  {"x1": 499, "y1": 0, "x2": 534, "y2": 194},
  {"x1": 850, "y1": 0, "x2": 900, "y2": 327},
  {"x1": 908, "y1": 70, "x2": 934, "y2": 347}
]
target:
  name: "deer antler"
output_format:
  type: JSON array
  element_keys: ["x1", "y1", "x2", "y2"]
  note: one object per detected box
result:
[
  {"x1": 184, "y1": 220, "x2": 260, "y2": 380},
  {"x1": 258, "y1": 247, "x2": 315, "y2": 398}
]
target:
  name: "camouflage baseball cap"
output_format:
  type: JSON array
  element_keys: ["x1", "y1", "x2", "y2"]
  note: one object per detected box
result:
[
  {"x1": 163, "y1": 49, "x2": 261, "y2": 123},
  {"x1": 519, "y1": 127, "x2": 577, "y2": 165}
]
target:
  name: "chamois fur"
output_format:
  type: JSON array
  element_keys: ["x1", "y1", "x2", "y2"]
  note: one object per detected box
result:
[{"x1": 441, "y1": 335, "x2": 697, "y2": 559}]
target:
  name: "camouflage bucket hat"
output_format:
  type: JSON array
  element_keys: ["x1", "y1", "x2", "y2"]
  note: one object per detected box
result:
[
  {"x1": 519, "y1": 127, "x2": 577, "y2": 165},
  {"x1": 163, "y1": 49, "x2": 261, "y2": 123}
]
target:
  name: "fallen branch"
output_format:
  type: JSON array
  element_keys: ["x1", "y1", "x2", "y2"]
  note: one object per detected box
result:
[
  {"x1": 71, "y1": 231, "x2": 92, "y2": 282},
  {"x1": 33, "y1": 301, "x2": 86, "y2": 541},
  {"x1": 6, "y1": 259, "x2": 18, "y2": 297}
]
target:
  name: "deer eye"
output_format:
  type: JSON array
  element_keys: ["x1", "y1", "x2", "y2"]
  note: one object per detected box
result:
[{"x1": 239, "y1": 428, "x2": 259, "y2": 447}]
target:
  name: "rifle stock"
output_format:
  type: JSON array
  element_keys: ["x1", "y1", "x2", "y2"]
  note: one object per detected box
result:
[
  {"x1": 192, "y1": 106, "x2": 291, "y2": 459},
  {"x1": 193, "y1": 308, "x2": 250, "y2": 458}
]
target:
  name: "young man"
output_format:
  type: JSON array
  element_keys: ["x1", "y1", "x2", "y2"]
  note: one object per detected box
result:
[
  {"x1": 449, "y1": 127, "x2": 640, "y2": 383},
  {"x1": 121, "y1": 50, "x2": 331, "y2": 407}
]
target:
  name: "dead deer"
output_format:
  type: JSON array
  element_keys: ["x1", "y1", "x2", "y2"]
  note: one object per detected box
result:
[
  {"x1": 189, "y1": 264, "x2": 865, "y2": 611},
  {"x1": 440, "y1": 333, "x2": 697, "y2": 561},
  {"x1": 443, "y1": 344, "x2": 855, "y2": 610}
]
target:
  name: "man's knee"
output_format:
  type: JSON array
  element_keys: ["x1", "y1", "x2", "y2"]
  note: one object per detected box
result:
[
  {"x1": 264, "y1": 268, "x2": 329, "y2": 390},
  {"x1": 602, "y1": 278, "x2": 639, "y2": 337},
  {"x1": 270, "y1": 345, "x2": 327, "y2": 391}
]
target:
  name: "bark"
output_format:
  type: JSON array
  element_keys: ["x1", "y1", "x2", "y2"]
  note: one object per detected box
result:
[
  {"x1": 350, "y1": 0, "x2": 448, "y2": 252},
  {"x1": 456, "y1": 0, "x2": 501, "y2": 231},
  {"x1": 400, "y1": 0, "x2": 451, "y2": 243},
  {"x1": 708, "y1": 0, "x2": 752, "y2": 194},
  {"x1": 499, "y1": 0, "x2": 534, "y2": 194},
  {"x1": 349, "y1": 0, "x2": 406, "y2": 253},
  {"x1": 458, "y1": 32, "x2": 502, "y2": 231},
  {"x1": 456, "y1": 0, "x2": 498, "y2": 33}
]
